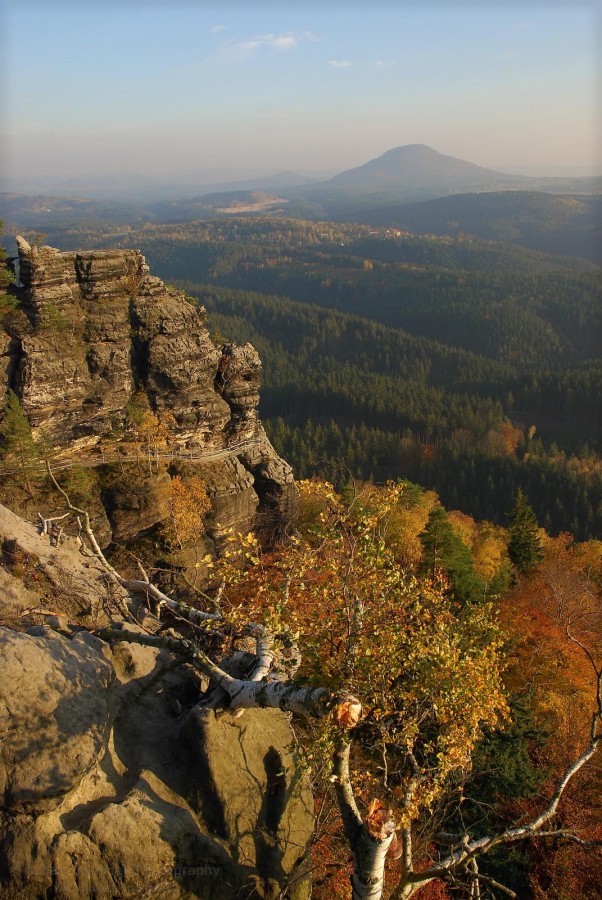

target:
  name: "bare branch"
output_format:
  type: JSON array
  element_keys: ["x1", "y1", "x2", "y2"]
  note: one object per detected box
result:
[
  {"x1": 46, "y1": 461, "x2": 220, "y2": 625},
  {"x1": 475, "y1": 872, "x2": 517, "y2": 898}
]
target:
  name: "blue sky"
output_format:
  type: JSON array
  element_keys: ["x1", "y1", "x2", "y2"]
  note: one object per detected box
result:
[{"x1": 1, "y1": 1, "x2": 600, "y2": 182}]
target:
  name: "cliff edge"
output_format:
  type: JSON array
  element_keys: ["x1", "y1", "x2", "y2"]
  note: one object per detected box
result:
[{"x1": 1, "y1": 237, "x2": 297, "y2": 550}]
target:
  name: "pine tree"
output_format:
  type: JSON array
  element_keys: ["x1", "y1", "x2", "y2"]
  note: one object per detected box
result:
[
  {"x1": 0, "y1": 390, "x2": 39, "y2": 495},
  {"x1": 507, "y1": 488, "x2": 544, "y2": 575},
  {"x1": 0, "y1": 221, "x2": 16, "y2": 320},
  {"x1": 419, "y1": 504, "x2": 486, "y2": 604},
  {"x1": 0, "y1": 222, "x2": 12, "y2": 294}
]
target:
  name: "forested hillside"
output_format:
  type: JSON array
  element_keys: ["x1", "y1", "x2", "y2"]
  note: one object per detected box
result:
[
  {"x1": 188, "y1": 284, "x2": 600, "y2": 539},
  {"x1": 354, "y1": 191, "x2": 602, "y2": 265},
  {"x1": 5, "y1": 216, "x2": 600, "y2": 538}
]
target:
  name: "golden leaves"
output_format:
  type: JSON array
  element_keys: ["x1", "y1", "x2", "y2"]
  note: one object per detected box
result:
[
  {"x1": 163, "y1": 475, "x2": 211, "y2": 550},
  {"x1": 205, "y1": 478, "x2": 509, "y2": 837}
]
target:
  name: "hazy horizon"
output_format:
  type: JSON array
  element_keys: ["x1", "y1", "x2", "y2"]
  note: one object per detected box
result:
[{"x1": 1, "y1": 1, "x2": 600, "y2": 189}]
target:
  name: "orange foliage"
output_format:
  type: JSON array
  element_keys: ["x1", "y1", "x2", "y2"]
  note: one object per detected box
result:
[
  {"x1": 499, "y1": 534, "x2": 602, "y2": 895},
  {"x1": 482, "y1": 421, "x2": 523, "y2": 457}
]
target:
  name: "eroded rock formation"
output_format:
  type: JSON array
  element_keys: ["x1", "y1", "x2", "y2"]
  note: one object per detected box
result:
[{"x1": 2, "y1": 237, "x2": 296, "y2": 547}]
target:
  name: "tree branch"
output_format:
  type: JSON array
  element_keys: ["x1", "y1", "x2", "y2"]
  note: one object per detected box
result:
[{"x1": 96, "y1": 627, "x2": 361, "y2": 721}]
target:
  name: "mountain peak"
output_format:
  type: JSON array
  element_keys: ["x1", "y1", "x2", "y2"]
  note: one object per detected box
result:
[{"x1": 327, "y1": 144, "x2": 520, "y2": 192}]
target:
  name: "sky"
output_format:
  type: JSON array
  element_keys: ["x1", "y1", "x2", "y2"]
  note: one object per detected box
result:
[{"x1": 1, "y1": 0, "x2": 600, "y2": 186}]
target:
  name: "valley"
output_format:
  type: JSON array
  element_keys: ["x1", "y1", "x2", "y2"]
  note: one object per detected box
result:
[{"x1": 5, "y1": 210, "x2": 598, "y2": 539}]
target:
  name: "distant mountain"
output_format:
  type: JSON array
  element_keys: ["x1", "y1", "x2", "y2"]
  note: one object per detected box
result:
[
  {"x1": 284, "y1": 144, "x2": 527, "y2": 212},
  {"x1": 349, "y1": 191, "x2": 602, "y2": 265},
  {"x1": 286, "y1": 145, "x2": 602, "y2": 216},
  {"x1": 326, "y1": 144, "x2": 523, "y2": 192}
]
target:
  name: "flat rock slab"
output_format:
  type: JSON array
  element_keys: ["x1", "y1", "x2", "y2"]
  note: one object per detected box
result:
[{"x1": 0, "y1": 628, "x2": 113, "y2": 812}]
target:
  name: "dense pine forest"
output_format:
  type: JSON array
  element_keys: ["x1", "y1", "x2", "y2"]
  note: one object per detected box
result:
[{"x1": 31, "y1": 215, "x2": 600, "y2": 539}]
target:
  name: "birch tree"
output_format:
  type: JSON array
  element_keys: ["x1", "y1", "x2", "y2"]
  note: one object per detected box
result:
[{"x1": 41, "y1": 471, "x2": 601, "y2": 899}]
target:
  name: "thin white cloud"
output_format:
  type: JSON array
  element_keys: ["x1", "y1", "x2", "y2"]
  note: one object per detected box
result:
[
  {"x1": 219, "y1": 32, "x2": 303, "y2": 62},
  {"x1": 329, "y1": 59, "x2": 352, "y2": 69},
  {"x1": 211, "y1": 24, "x2": 227, "y2": 34},
  {"x1": 374, "y1": 59, "x2": 395, "y2": 69}
]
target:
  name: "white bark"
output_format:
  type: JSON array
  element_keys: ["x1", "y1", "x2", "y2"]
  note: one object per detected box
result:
[
  {"x1": 333, "y1": 741, "x2": 396, "y2": 900},
  {"x1": 97, "y1": 627, "x2": 362, "y2": 722},
  {"x1": 392, "y1": 732, "x2": 601, "y2": 899}
]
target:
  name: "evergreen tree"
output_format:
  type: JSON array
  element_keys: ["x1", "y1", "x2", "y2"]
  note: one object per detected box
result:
[
  {"x1": 507, "y1": 488, "x2": 544, "y2": 575},
  {"x1": 0, "y1": 222, "x2": 16, "y2": 320},
  {"x1": 0, "y1": 222, "x2": 11, "y2": 294},
  {"x1": 0, "y1": 390, "x2": 39, "y2": 495},
  {"x1": 419, "y1": 503, "x2": 486, "y2": 604}
]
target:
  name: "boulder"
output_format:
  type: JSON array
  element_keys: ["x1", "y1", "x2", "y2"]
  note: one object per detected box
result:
[
  {"x1": 0, "y1": 628, "x2": 113, "y2": 813},
  {"x1": 0, "y1": 604, "x2": 313, "y2": 898}
]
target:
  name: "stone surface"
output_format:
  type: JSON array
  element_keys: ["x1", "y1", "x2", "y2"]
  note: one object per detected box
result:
[
  {"x1": 0, "y1": 576, "x2": 313, "y2": 898},
  {"x1": 102, "y1": 467, "x2": 172, "y2": 543},
  {"x1": 180, "y1": 707, "x2": 314, "y2": 897},
  {"x1": 0, "y1": 501, "x2": 123, "y2": 623},
  {"x1": 217, "y1": 342, "x2": 262, "y2": 441},
  {"x1": 0, "y1": 627, "x2": 114, "y2": 813},
  {"x1": 240, "y1": 426, "x2": 299, "y2": 534}
]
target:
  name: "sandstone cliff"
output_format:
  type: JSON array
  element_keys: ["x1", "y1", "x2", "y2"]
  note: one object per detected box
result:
[{"x1": 1, "y1": 237, "x2": 296, "y2": 550}]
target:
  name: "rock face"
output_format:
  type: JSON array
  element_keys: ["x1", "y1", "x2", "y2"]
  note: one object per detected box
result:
[
  {"x1": 0, "y1": 626, "x2": 313, "y2": 899},
  {"x1": 0, "y1": 513, "x2": 313, "y2": 899},
  {"x1": 0, "y1": 500, "x2": 123, "y2": 623},
  {"x1": 0, "y1": 628, "x2": 114, "y2": 814},
  {"x1": 3, "y1": 237, "x2": 296, "y2": 546}
]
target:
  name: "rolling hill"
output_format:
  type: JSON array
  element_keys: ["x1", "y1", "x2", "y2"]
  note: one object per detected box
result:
[{"x1": 351, "y1": 191, "x2": 602, "y2": 264}]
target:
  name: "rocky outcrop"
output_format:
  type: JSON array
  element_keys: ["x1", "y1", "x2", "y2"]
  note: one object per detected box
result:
[
  {"x1": 0, "y1": 626, "x2": 313, "y2": 899},
  {"x1": 0, "y1": 501, "x2": 122, "y2": 623},
  {"x1": 0, "y1": 628, "x2": 114, "y2": 814},
  {"x1": 3, "y1": 237, "x2": 297, "y2": 547},
  {"x1": 0, "y1": 509, "x2": 313, "y2": 899}
]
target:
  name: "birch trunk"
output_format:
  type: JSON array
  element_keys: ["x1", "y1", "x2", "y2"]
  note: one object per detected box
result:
[{"x1": 333, "y1": 741, "x2": 395, "y2": 900}]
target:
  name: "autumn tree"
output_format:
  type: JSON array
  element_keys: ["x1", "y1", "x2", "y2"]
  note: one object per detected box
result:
[
  {"x1": 39, "y1": 472, "x2": 602, "y2": 900},
  {"x1": 124, "y1": 392, "x2": 175, "y2": 472},
  {"x1": 163, "y1": 474, "x2": 211, "y2": 550},
  {"x1": 498, "y1": 534, "x2": 602, "y2": 896},
  {"x1": 216, "y1": 481, "x2": 513, "y2": 895}
]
